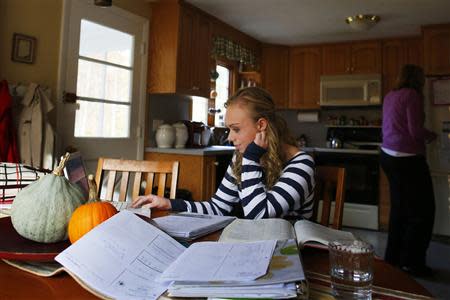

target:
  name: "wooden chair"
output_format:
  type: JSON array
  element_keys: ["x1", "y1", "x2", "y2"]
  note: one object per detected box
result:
[
  {"x1": 95, "y1": 157, "x2": 179, "y2": 202},
  {"x1": 312, "y1": 166, "x2": 346, "y2": 230}
]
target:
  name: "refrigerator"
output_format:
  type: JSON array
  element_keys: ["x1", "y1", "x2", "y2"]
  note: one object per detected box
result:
[{"x1": 425, "y1": 77, "x2": 450, "y2": 236}]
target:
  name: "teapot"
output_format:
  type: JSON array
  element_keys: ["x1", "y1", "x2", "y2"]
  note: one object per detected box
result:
[{"x1": 330, "y1": 137, "x2": 343, "y2": 149}]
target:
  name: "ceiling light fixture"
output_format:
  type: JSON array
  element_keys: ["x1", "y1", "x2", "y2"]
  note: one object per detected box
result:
[{"x1": 345, "y1": 14, "x2": 380, "y2": 31}]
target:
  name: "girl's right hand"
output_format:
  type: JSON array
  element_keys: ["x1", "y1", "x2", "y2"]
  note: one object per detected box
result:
[{"x1": 131, "y1": 194, "x2": 172, "y2": 210}]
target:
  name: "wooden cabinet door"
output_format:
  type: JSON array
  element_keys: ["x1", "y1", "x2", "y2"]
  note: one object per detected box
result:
[
  {"x1": 424, "y1": 26, "x2": 450, "y2": 75},
  {"x1": 383, "y1": 38, "x2": 423, "y2": 96},
  {"x1": 382, "y1": 40, "x2": 404, "y2": 96},
  {"x1": 351, "y1": 41, "x2": 381, "y2": 74},
  {"x1": 404, "y1": 38, "x2": 423, "y2": 67},
  {"x1": 261, "y1": 45, "x2": 290, "y2": 108},
  {"x1": 194, "y1": 14, "x2": 212, "y2": 98},
  {"x1": 289, "y1": 46, "x2": 321, "y2": 110},
  {"x1": 177, "y1": 7, "x2": 196, "y2": 94},
  {"x1": 322, "y1": 44, "x2": 351, "y2": 75}
]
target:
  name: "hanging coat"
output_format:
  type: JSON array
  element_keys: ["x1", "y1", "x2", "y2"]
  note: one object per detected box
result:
[
  {"x1": 17, "y1": 83, "x2": 55, "y2": 169},
  {"x1": 0, "y1": 80, "x2": 19, "y2": 163}
]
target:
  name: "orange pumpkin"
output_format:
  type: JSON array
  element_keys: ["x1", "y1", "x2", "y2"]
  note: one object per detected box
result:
[{"x1": 68, "y1": 201, "x2": 117, "y2": 243}]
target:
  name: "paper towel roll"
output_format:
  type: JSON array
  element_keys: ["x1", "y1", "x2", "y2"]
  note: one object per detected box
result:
[{"x1": 297, "y1": 111, "x2": 319, "y2": 122}]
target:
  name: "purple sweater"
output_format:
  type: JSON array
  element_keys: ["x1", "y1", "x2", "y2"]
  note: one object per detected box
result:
[{"x1": 382, "y1": 88, "x2": 434, "y2": 155}]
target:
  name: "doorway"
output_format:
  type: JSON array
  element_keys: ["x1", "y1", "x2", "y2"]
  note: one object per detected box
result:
[{"x1": 57, "y1": 0, "x2": 148, "y2": 173}]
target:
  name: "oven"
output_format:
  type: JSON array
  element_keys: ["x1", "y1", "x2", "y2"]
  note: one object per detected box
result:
[{"x1": 314, "y1": 150, "x2": 380, "y2": 230}]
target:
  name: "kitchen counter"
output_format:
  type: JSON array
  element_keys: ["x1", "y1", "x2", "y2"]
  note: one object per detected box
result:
[
  {"x1": 145, "y1": 146, "x2": 235, "y2": 156},
  {"x1": 301, "y1": 147, "x2": 379, "y2": 155}
]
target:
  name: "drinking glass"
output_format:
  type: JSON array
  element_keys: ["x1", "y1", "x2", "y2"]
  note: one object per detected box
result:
[{"x1": 329, "y1": 239, "x2": 374, "y2": 300}]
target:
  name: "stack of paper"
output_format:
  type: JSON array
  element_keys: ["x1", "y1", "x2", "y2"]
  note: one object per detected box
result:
[
  {"x1": 166, "y1": 239, "x2": 305, "y2": 299},
  {"x1": 150, "y1": 212, "x2": 235, "y2": 240}
]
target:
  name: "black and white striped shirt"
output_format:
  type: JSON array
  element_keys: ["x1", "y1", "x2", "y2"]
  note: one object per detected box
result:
[{"x1": 171, "y1": 143, "x2": 315, "y2": 219}]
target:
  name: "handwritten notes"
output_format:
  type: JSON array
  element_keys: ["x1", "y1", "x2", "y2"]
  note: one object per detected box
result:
[{"x1": 56, "y1": 211, "x2": 186, "y2": 300}]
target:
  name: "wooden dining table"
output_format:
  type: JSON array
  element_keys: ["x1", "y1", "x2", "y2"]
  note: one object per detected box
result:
[{"x1": 0, "y1": 211, "x2": 434, "y2": 300}]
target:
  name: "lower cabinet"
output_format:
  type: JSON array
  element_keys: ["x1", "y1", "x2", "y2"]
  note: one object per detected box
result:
[{"x1": 145, "y1": 152, "x2": 231, "y2": 201}]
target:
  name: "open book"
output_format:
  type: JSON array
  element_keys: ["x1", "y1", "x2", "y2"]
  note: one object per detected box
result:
[
  {"x1": 51, "y1": 211, "x2": 283, "y2": 300},
  {"x1": 219, "y1": 218, "x2": 356, "y2": 249}
]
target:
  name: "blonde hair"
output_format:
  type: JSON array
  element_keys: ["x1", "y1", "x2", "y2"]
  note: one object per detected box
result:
[{"x1": 225, "y1": 87, "x2": 296, "y2": 189}]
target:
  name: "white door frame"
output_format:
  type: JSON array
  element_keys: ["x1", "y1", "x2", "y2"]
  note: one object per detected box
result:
[{"x1": 56, "y1": 0, "x2": 148, "y2": 160}]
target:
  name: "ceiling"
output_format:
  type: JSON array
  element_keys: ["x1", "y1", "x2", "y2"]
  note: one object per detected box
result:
[{"x1": 185, "y1": 0, "x2": 450, "y2": 45}]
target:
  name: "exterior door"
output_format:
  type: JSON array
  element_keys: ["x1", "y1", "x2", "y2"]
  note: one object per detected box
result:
[{"x1": 59, "y1": 0, "x2": 148, "y2": 173}]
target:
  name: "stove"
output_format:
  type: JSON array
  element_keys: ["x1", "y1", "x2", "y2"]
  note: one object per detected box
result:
[{"x1": 314, "y1": 126, "x2": 382, "y2": 230}]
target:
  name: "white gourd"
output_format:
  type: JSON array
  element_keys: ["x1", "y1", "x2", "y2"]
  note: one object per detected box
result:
[{"x1": 11, "y1": 153, "x2": 85, "y2": 243}]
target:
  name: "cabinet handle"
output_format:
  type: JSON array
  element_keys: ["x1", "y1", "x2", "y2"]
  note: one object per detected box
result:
[
  {"x1": 192, "y1": 86, "x2": 199, "y2": 90},
  {"x1": 213, "y1": 162, "x2": 219, "y2": 166},
  {"x1": 346, "y1": 67, "x2": 350, "y2": 72}
]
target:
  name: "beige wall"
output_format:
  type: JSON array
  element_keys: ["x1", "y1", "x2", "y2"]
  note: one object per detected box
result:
[
  {"x1": 0, "y1": 0, "x2": 62, "y2": 92},
  {"x1": 0, "y1": 0, "x2": 151, "y2": 95}
]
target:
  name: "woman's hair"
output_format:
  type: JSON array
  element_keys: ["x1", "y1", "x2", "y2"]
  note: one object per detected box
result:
[
  {"x1": 395, "y1": 64, "x2": 425, "y2": 95},
  {"x1": 225, "y1": 87, "x2": 297, "y2": 189}
]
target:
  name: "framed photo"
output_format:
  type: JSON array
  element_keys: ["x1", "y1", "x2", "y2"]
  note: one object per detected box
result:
[
  {"x1": 431, "y1": 77, "x2": 450, "y2": 105},
  {"x1": 11, "y1": 33, "x2": 36, "y2": 64}
]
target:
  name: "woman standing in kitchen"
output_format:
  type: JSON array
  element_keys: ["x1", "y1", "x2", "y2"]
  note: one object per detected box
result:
[
  {"x1": 380, "y1": 64, "x2": 437, "y2": 276},
  {"x1": 133, "y1": 87, "x2": 315, "y2": 220}
]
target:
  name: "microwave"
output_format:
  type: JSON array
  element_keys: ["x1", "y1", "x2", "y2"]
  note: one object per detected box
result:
[{"x1": 320, "y1": 74, "x2": 382, "y2": 106}]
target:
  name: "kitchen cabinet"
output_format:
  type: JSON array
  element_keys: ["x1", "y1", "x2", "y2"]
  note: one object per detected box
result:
[
  {"x1": 382, "y1": 38, "x2": 423, "y2": 96},
  {"x1": 144, "y1": 151, "x2": 232, "y2": 201},
  {"x1": 148, "y1": 1, "x2": 212, "y2": 97},
  {"x1": 289, "y1": 46, "x2": 322, "y2": 110},
  {"x1": 322, "y1": 41, "x2": 381, "y2": 75},
  {"x1": 423, "y1": 24, "x2": 450, "y2": 75},
  {"x1": 261, "y1": 45, "x2": 290, "y2": 108}
]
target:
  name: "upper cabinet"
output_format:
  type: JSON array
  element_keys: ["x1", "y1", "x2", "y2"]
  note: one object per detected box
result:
[
  {"x1": 322, "y1": 41, "x2": 381, "y2": 75},
  {"x1": 148, "y1": 1, "x2": 211, "y2": 98},
  {"x1": 289, "y1": 46, "x2": 322, "y2": 110},
  {"x1": 382, "y1": 38, "x2": 423, "y2": 95},
  {"x1": 423, "y1": 24, "x2": 450, "y2": 75},
  {"x1": 261, "y1": 45, "x2": 290, "y2": 108}
]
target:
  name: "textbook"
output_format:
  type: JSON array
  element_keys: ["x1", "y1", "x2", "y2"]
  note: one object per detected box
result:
[
  {"x1": 52, "y1": 211, "x2": 276, "y2": 300},
  {"x1": 219, "y1": 218, "x2": 356, "y2": 249},
  {"x1": 150, "y1": 212, "x2": 236, "y2": 240}
]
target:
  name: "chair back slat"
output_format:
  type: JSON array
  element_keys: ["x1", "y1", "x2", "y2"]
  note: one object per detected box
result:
[
  {"x1": 132, "y1": 172, "x2": 143, "y2": 200},
  {"x1": 118, "y1": 171, "x2": 129, "y2": 202},
  {"x1": 106, "y1": 170, "x2": 116, "y2": 201},
  {"x1": 313, "y1": 166, "x2": 346, "y2": 230},
  {"x1": 145, "y1": 173, "x2": 155, "y2": 195},
  {"x1": 157, "y1": 174, "x2": 167, "y2": 197},
  {"x1": 95, "y1": 158, "x2": 179, "y2": 202}
]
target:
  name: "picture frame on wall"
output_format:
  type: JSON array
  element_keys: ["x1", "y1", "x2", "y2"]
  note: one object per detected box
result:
[
  {"x1": 11, "y1": 33, "x2": 36, "y2": 64},
  {"x1": 431, "y1": 77, "x2": 450, "y2": 105}
]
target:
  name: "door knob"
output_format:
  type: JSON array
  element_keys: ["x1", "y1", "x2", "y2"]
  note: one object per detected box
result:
[{"x1": 63, "y1": 92, "x2": 77, "y2": 103}]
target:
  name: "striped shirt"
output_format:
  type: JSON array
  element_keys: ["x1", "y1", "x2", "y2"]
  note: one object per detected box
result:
[{"x1": 171, "y1": 142, "x2": 315, "y2": 219}]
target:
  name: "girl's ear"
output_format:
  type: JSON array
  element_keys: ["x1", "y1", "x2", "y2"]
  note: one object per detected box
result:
[{"x1": 257, "y1": 118, "x2": 268, "y2": 131}]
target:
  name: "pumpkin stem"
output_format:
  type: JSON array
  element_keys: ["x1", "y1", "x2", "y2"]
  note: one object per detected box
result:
[
  {"x1": 87, "y1": 174, "x2": 99, "y2": 203},
  {"x1": 53, "y1": 152, "x2": 71, "y2": 176}
]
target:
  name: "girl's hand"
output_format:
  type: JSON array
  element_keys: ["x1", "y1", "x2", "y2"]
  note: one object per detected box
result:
[
  {"x1": 254, "y1": 130, "x2": 268, "y2": 149},
  {"x1": 132, "y1": 194, "x2": 172, "y2": 210}
]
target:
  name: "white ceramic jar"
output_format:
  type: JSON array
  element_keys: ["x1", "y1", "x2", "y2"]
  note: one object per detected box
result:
[
  {"x1": 155, "y1": 124, "x2": 175, "y2": 148},
  {"x1": 173, "y1": 122, "x2": 188, "y2": 148}
]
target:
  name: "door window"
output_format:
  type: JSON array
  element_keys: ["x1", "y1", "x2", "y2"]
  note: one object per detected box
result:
[{"x1": 74, "y1": 20, "x2": 134, "y2": 138}]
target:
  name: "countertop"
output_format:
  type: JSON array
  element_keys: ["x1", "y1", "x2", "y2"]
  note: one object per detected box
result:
[
  {"x1": 145, "y1": 146, "x2": 235, "y2": 156},
  {"x1": 302, "y1": 147, "x2": 379, "y2": 155}
]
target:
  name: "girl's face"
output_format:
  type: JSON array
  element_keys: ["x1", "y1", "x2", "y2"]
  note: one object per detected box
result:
[{"x1": 225, "y1": 103, "x2": 258, "y2": 153}]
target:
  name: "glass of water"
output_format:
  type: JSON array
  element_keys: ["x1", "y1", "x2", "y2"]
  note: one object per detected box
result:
[{"x1": 329, "y1": 239, "x2": 374, "y2": 300}]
